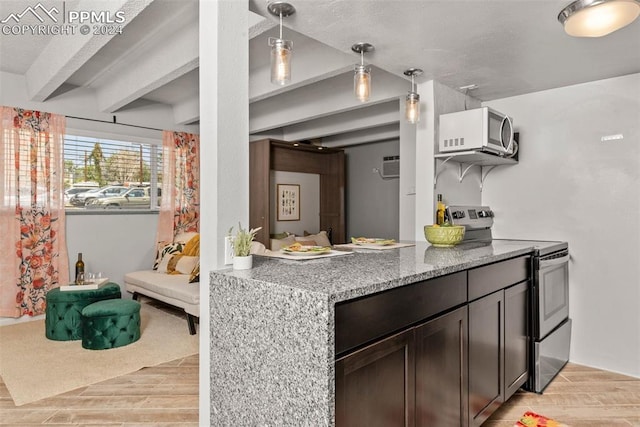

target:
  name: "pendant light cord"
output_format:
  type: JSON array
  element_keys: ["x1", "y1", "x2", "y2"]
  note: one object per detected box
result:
[{"x1": 279, "y1": 12, "x2": 283, "y2": 39}]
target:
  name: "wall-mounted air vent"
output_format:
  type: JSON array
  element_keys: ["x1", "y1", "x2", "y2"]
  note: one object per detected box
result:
[{"x1": 381, "y1": 155, "x2": 400, "y2": 178}]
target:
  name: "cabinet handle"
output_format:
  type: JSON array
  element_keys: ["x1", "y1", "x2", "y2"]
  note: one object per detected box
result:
[{"x1": 460, "y1": 319, "x2": 464, "y2": 427}]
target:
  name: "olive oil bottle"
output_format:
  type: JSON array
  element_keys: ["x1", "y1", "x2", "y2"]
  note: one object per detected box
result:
[
  {"x1": 436, "y1": 194, "x2": 446, "y2": 225},
  {"x1": 75, "y1": 253, "x2": 85, "y2": 285}
]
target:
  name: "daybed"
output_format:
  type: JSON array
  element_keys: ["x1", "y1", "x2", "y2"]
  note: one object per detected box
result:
[
  {"x1": 124, "y1": 232, "x2": 200, "y2": 334},
  {"x1": 124, "y1": 270, "x2": 199, "y2": 334}
]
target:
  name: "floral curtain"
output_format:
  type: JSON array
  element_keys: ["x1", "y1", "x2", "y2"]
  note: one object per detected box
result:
[
  {"x1": 0, "y1": 107, "x2": 69, "y2": 317},
  {"x1": 157, "y1": 131, "x2": 200, "y2": 242}
]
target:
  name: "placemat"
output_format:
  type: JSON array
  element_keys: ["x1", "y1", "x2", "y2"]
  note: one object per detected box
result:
[
  {"x1": 262, "y1": 250, "x2": 353, "y2": 261},
  {"x1": 335, "y1": 242, "x2": 416, "y2": 250}
]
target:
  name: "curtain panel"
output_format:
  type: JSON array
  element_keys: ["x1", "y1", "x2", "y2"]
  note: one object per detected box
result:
[
  {"x1": 157, "y1": 131, "x2": 200, "y2": 242},
  {"x1": 0, "y1": 107, "x2": 69, "y2": 317}
]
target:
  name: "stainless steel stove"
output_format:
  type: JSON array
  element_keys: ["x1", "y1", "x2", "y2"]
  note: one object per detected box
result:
[{"x1": 446, "y1": 204, "x2": 571, "y2": 394}]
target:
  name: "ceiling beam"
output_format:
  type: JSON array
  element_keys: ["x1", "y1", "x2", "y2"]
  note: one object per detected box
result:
[
  {"x1": 96, "y1": 23, "x2": 198, "y2": 112},
  {"x1": 321, "y1": 124, "x2": 400, "y2": 148},
  {"x1": 249, "y1": 67, "x2": 407, "y2": 133},
  {"x1": 174, "y1": 98, "x2": 199, "y2": 125},
  {"x1": 281, "y1": 100, "x2": 399, "y2": 141},
  {"x1": 25, "y1": 0, "x2": 154, "y2": 102}
]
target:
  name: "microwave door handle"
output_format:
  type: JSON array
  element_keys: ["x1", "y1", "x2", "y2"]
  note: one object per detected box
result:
[{"x1": 501, "y1": 115, "x2": 514, "y2": 154}]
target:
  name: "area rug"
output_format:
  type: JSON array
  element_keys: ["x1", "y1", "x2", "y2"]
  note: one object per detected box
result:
[
  {"x1": 0, "y1": 303, "x2": 198, "y2": 406},
  {"x1": 515, "y1": 411, "x2": 568, "y2": 427}
]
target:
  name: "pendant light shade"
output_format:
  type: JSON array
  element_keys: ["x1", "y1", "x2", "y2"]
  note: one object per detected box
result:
[
  {"x1": 404, "y1": 68, "x2": 423, "y2": 124},
  {"x1": 268, "y1": 2, "x2": 296, "y2": 85},
  {"x1": 351, "y1": 43, "x2": 374, "y2": 102},
  {"x1": 558, "y1": 0, "x2": 640, "y2": 37}
]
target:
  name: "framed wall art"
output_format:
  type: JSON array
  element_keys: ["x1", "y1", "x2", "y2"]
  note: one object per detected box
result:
[{"x1": 277, "y1": 184, "x2": 300, "y2": 221}]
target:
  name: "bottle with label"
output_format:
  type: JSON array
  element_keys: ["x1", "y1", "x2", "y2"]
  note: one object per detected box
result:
[
  {"x1": 436, "y1": 194, "x2": 446, "y2": 225},
  {"x1": 75, "y1": 253, "x2": 85, "y2": 285}
]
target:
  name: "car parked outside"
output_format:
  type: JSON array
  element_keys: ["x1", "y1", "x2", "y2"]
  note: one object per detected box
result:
[
  {"x1": 87, "y1": 186, "x2": 161, "y2": 209},
  {"x1": 69, "y1": 186, "x2": 129, "y2": 207},
  {"x1": 64, "y1": 187, "x2": 97, "y2": 206}
]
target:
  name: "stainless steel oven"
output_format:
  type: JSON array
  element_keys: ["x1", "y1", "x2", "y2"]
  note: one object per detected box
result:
[{"x1": 529, "y1": 244, "x2": 571, "y2": 393}]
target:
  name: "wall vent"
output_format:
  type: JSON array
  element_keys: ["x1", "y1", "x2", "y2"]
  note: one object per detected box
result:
[{"x1": 381, "y1": 155, "x2": 400, "y2": 178}]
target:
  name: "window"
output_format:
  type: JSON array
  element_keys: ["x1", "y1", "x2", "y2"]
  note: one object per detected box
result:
[{"x1": 64, "y1": 135, "x2": 162, "y2": 211}]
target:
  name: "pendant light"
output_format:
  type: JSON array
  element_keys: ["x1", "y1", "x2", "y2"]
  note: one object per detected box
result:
[
  {"x1": 404, "y1": 68, "x2": 423, "y2": 124},
  {"x1": 268, "y1": 1, "x2": 296, "y2": 85},
  {"x1": 351, "y1": 42, "x2": 374, "y2": 102},
  {"x1": 558, "y1": 0, "x2": 640, "y2": 37}
]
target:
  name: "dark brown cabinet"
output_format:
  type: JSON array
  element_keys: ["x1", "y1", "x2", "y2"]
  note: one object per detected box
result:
[
  {"x1": 335, "y1": 307, "x2": 468, "y2": 427},
  {"x1": 415, "y1": 306, "x2": 468, "y2": 427},
  {"x1": 504, "y1": 281, "x2": 530, "y2": 398},
  {"x1": 468, "y1": 256, "x2": 530, "y2": 427},
  {"x1": 335, "y1": 256, "x2": 531, "y2": 427},
  {"x1": 335, "y1": 329, "x2": 415, "y2": 427},
  {"x1": 468, "y1": 291, "x2": 504, "y2": 427}
]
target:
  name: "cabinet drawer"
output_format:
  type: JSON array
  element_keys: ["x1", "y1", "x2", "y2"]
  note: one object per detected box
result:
[
  {"x1": 468, "y1": 256, "x2": 530, "y2": 301},
  {"x1": 335, "y1": 271, "x2": 466, "y2": 357}
]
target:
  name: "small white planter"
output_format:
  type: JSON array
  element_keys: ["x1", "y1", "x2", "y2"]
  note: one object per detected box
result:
[{"x1": 232, "y1": 255, "x2": 253, "y2": 270}]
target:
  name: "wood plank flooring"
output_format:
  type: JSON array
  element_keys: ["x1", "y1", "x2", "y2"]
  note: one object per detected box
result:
[
  {"x1": 485, "y1": 363, "x2": 640, "y2": 426},
  {"x1": 2, "y1": 355, "x2": 638, "y2": 425}
]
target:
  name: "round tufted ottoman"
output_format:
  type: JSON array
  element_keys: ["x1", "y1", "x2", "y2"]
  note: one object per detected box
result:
[
  {"x1": 45, "y1": 283, "x2": 121, "y2": 341},
  {"x1": 81, "y1": 299, "x2": 141, "y2": 350}
]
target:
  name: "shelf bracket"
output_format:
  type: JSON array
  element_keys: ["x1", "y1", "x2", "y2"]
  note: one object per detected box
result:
[
  {"x1": 459, "y1": 163, "x2": 479, "y2": 182},
  {"x1": 434, "y1": 156, "x2": 454, "y2": 188},
  {"x1": 480, "y1": 165, "x2": 498, "y2": 191}
]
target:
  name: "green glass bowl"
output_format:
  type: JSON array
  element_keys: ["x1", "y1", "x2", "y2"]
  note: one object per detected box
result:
[{"x1": 424, "y1": 225, "x2": 465, "y2": 247}]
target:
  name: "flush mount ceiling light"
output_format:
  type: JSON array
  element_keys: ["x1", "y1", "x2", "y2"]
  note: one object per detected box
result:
[
  {"x1": 351, "y1": 42, "x2": 375, "y2": 102},
  {"x1": 403, "y1": 68, "x2": 423, "y2": 124},
  {"x1": 558, "y1": 0, "x2": 640, "y2": 37},
  {"x1": 268, "y1": 1, "x2": 296, "y2": 85}
]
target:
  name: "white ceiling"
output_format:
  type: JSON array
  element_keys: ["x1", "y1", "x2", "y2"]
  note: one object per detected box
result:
[{"x1": 1, "y1": 0, "x2": 639, "y2": 144}]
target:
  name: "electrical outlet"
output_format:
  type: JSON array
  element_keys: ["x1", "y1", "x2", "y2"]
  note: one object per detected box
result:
[{"x1": 224, "y1": 236, "x2": 234, "y2": 265}]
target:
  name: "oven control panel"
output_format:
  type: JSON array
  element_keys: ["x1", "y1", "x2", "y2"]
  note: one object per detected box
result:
[{"x1": 446, "y1": 205, "x2": 494, "y2": 230}]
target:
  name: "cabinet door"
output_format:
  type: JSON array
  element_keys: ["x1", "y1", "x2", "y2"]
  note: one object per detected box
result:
[
  {"x1": 415, "y1": 306, "x2": 468, "y2": 427},
  {"x1": 335, "y1": 329, "x2": 415, "y2": 427},
  {"x1": 504, "y1": 281, "x2": 529, "y2": 399},
  {"x1": 468, "y1": 291, "x2": 504, "y2": 427}
]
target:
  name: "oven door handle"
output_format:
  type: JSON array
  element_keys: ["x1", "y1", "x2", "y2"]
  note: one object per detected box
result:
[{"x1": 539, "y1": 254, "x2": 570, "y2": 268}]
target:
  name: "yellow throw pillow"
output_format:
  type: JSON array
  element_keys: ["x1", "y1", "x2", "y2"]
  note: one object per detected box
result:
[
  {"x1": 183, "y1": 234, "x2": 200, "y2": 257},
  {"x1": 165, "y1": 254, "x2": 199, "y2": 275}
]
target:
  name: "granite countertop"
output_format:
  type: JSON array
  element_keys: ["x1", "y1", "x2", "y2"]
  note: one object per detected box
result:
[{"x1": 212, "y1": 240, "x2": 537, "y2": 304}]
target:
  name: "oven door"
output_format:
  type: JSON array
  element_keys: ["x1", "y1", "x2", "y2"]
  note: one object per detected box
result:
[{"x1": 536, "y1": 251, "x2": 570, "y2": 339}]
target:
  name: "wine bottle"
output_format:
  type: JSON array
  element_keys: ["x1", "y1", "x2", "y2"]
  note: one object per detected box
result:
[
  {"x1": 436, "y1": 194, "x2": 445, "y2": 225},
  {"x1": 75, "y1": 253, "x2": 85, "y2": 285}
]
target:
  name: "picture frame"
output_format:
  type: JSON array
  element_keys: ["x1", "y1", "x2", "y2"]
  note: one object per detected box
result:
[{"x1": 277, "y1": 184, "x2": 300, "y2": 221}]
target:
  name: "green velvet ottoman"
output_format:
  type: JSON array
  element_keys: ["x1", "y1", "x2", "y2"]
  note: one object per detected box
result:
[
  {"x1": 81, "y1": 299, "x2": 141, "y2": 350},
  {"x1": 45, "y1": 283, "x2": 121, "y2": 341}
]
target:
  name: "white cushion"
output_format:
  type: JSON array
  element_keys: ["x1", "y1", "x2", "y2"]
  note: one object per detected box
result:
[{"x1": 124, "y1": 270, "x2": 199, "y2": 305}]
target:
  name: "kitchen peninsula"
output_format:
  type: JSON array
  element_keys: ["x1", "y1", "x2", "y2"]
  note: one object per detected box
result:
[{"x1": 209, "y1": 241, "x2": 538, "y2": 426}]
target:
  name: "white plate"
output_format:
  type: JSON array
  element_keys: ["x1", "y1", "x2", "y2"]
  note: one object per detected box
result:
[
  {"x1": 281, "y1": 247, "x2": 331, "y2": 256},
  {"x1": 352, "y1": 238, "x2": 396, "y2": 246}
]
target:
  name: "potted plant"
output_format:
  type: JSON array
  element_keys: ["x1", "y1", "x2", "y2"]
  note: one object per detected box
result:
[{"x1": 229, "y1": 223, "x2": 262, "y2": 270}]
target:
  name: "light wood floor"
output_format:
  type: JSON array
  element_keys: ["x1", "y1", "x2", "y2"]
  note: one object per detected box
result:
[
  {"x1": 485, "y1": 363, "x2": 640, "y2": 426},
  {"x1": 2, "y1": 357, "x2": 639, "y2": 425}
]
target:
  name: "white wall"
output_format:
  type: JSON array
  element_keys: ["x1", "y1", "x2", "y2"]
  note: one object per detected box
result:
[
  {"x1": 66, "y1": 213, "x2": 158, "y2": 295},
  {"x1": 270, "y1": 171, "x2": 320, "y2": 236},
  {"x1": 484, "y1": 74, "x2": 640, "y2": 378},
  {"x1": 345, "y1": 140, "x2": 399, "y2": 240}
]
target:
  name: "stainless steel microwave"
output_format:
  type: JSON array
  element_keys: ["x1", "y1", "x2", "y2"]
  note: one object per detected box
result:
[{"x1": 438, "y1": 107, "x2": 515, "y2": 156}]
